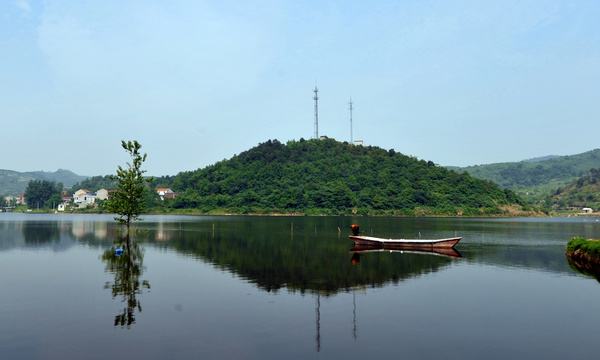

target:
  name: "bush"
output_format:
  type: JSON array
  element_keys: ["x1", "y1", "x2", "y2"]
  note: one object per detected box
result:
[{"x1": 567, "y1": 236, "x2": 600, "y2": 257}]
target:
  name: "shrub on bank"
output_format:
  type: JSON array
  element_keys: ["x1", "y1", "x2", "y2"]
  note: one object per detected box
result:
[{"x1": 567, "y1": 236, "x2": 600, "y2": 257}]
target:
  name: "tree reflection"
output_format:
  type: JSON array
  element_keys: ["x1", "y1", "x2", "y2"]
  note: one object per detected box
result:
[
  {"x1": 102, "y1": 235, "x2": 150, "y2": 328},
  {"x1": 567, "y1": 255, "x2": 600, "y2": 284},
  {"x1": 22, "y1": 221, "x2": 60, "y2": 245}
]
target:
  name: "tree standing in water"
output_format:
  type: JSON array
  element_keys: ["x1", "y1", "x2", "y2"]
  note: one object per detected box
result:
[{"x1": 108, "y1": 140, "x2": 148, "y2": 234}]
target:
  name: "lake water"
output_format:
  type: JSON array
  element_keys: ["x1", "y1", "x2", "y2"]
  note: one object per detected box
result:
[{"x1": 1, "y1": 213, "x2": 600, "y2": 359}]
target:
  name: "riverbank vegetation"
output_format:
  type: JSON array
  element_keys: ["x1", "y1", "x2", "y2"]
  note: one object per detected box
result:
[
  {"x1": 567, "y1": 237, "x2": 600, "y2": 257},
  {"x1": 566, "y1": 237, "x2": 600, "y2": 280}
]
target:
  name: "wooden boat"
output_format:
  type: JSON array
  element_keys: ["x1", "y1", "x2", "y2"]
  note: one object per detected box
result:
[
  {"x1": 349, "y1": 235, "x2": 462, "y2": 249},
  {"x1": 348, "y1": 224, "x2": 461, "y2": 250},
  {"x1": 350, "y1": 244, "x2": 462, "y2": 258}
]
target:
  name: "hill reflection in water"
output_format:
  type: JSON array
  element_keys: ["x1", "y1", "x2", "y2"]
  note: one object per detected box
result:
[
  {"x1": 0, "y1": 214, "x2": 594, "y2": 294},
  {"x1": 144, "y1": 223, "x2": 457, "y2": 295}
]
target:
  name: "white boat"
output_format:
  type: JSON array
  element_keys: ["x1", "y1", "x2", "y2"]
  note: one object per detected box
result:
[{"x1": 349, "y1": 235, "x2": 462, "y2": 249}]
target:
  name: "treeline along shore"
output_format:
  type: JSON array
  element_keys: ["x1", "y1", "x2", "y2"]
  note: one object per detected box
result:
[
  {"x1": 5, "y1": 138, "x2": 538, "y2": 216},
  {"x1": 42, "y1": 139, "x2": 531, "y2": 216}
]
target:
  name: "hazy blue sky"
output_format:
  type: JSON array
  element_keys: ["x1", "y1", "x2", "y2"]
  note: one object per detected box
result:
[{"x1": 2, "y1": 0, "x2": 600, "y2": 175}]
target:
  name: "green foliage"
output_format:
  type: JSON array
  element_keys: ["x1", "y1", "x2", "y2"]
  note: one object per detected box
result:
[
  {"x1": 71, "y1": 175, "x2": 117, "y2": 192},
  {"x1": 107, "y1": 140, "x2": 149, "y2": 228},
  {"x1": 155, "y1": 138, "x2": 521, "y2": 215},
  {"x1": 453, "y1": 149, "x2": 600, "y2": 204},
  {"x1": 567, "y1": 236, "x2": 600, "y2": 257},
  {"x1": 550, "y1": 168, "x2": 600, "y2": 209},
  {"x1": 24, "y1": 180, "x2": 63, "y2": 209}
]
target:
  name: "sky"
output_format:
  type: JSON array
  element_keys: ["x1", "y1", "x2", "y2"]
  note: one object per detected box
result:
[{"x1": 1, "y1": 0, "x2": 600, "y2": 176}]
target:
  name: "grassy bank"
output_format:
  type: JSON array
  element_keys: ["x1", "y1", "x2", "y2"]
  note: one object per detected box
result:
[
  {"x1": 566, "y1": 237, "x2": 600, "y2": 280},
  {"x1": 567, "y1": 237, "x2": 600, "y2": 257}
]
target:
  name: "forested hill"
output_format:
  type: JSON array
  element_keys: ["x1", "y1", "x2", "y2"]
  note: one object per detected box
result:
[
  {"x1": 159, "y1": 139, "x2": 522, "y2": 215},
  {"x1": 0, "y1": 169, "x2": 86, "y2": 196},
  {"x1": 551, "y1": 168, "x2": 600, "y2": 209},
  {"x1": 450, "y1": 149, "x2": 600, "y2": 192}
]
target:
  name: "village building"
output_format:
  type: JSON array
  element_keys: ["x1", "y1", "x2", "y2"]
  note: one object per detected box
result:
[
  {"x1": 156, "y1": 187, "x2": 177, "y2": 201},
  {"x1": 96, "y1": 188, "x2": 109, "y2": 201},
  {"x1": 73, "y1": 189, "x2": 96, "y2": 208}
]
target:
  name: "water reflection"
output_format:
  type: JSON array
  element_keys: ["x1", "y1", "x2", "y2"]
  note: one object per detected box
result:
[
  {"x1": 22, "y1": 221, "x2": 60, "y2": 245},
  {"x1": 350, "y1": 244, "x2": 462, "y2": 260},
  {"x1": 1, "y1": 214, "x2": 598, "y2": 295},
  {"x1": 102, "y1": 235, "x2": 150, "y2": 328},
  {"x1": 142, "y1": 226, "x2": 456, "y2": 295},
  {"x1": 567, "y1": 255, "x2": 600, "y2": 283},
  {"x1": 4, "y1": 215, "x2": 600, "y2": 359}
]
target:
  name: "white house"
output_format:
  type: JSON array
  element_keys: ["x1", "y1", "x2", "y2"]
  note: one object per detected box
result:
[
  {"x1": 57, "y1": 203, "x2": 67, "y2": 212},
  {"x1": 3, "y1": 196, "x2": 16, "y2": 206},
  {"x1": 73, "y1": 189, "x2": 96, "y2": 208},
  {"x1": 96, "y1": 188, "x2": 109, "y2": 201},
  {"x1": 582, "y1": 207, "x2": 594, "y2": 214},
  {"x1": 73, "y1": 189, "x2": 88, "y2": 203},
  {"x1": 156, "y1": 187, "x2": 176, "y2": 201}
]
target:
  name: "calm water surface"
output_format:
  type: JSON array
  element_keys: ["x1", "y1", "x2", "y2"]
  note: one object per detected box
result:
[{"x1": 1, "y1": 213, "x2": 600, "y2": 359}]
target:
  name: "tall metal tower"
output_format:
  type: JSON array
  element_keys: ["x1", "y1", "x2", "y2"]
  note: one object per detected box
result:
[
  {"x1": 313, "y1": 86, "x2": 319, "y2": 139},
  {"x1": 349, "y1": 97, "x2": 354, "y2": 143}
]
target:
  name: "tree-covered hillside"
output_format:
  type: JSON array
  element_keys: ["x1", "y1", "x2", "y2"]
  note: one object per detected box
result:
[
  {"x1": 452, "y1": 149, "x2": 600, "y2": 190},
  {"x1": 157, "y1": 138, "x2": 522, "y2": 215},
  {"x1": 551, "y1": 168, "x2": 600, "y2": 209}
]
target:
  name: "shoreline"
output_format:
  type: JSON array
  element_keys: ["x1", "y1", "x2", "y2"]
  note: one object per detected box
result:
[{"x1": 2, "y1": 209, "x2": 551, "y2": 218}]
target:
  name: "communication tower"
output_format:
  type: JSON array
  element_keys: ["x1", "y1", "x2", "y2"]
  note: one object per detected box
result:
[
  {"x1": 349, "y1": 98, "x2": 354, "y2": 143},
  {"x1": 313, "y1": 86, "x2": 319, "y2": 139}
]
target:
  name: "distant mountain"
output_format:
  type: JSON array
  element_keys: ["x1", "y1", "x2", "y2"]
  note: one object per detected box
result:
[
  {"x1": 450, "y1": 149, "x2": 600, "y2": 197},
  {"x1": 0, "y1": 169, "x2": 87, "y2": 195},
  {"x1": 158, "y1": 138, "x2": 522, "y2": 215}
]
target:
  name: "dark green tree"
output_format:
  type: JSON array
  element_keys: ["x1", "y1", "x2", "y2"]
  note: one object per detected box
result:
[
  {"x1": 24, "y1": 180, "x2": 63, "y2": 209},
  {"x1": 107, "y1": 140, "x2": 149, "y2": 232}
]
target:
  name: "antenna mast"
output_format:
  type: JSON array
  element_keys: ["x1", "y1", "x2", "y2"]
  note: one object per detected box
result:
[
  {"x1": 313, "y1": 86, "x2": 319, "y2": 139},
  {"x1": 349, "y1": 97, "x2": 353, "y2": 143}
]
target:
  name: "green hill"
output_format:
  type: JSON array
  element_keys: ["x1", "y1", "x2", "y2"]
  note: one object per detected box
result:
[
  {"x1": 450, "y1": 149, "x2": 600, "y2": 200},
  {"x1": 551, "y1": 168, "x2": 600, "y2": 210},
  {"x1": 0, "y1": 169, "x2": 87, "y2": 196},
  {"x1": 158, "y1": 138, "x2": 522, "y2": 215}
]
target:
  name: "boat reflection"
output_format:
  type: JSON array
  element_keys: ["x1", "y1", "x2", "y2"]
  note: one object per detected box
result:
[{"x1": 350, "y1": 244, "x2": 462, "y2": 263}]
